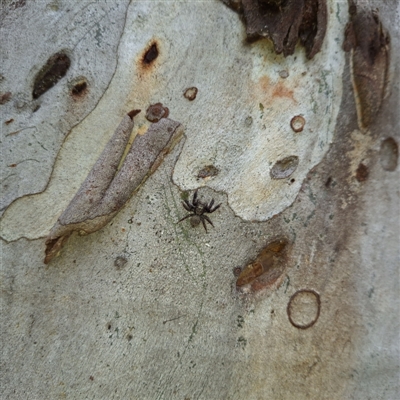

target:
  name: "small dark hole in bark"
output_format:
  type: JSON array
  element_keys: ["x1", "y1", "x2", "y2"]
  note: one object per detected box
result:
[
  {"x1": 355, "y1": 163, "x2": 369, "y2": 182},
  {"x1": 72, "y1": 81, "x2": 87, "y2": 95},
  {"x1": 325, "y1": 176, "x2": 332, "y2": 187},
  {"x1": 143, "y1": 44, "x2": 158, "y2": 64}
]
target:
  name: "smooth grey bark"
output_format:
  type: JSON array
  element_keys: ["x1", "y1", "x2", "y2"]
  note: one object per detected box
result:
[{"x1": 1, "y1": 1, "x2": 399, "y2": 399}]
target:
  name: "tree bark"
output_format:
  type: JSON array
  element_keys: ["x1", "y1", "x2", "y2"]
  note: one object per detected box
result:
[{"x1": 1, "y1": 1, "x2": 398, "y2": 399}]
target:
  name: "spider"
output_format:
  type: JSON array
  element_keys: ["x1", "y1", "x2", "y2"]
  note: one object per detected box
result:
[{"x1": 178, "y1": 189, "x2": 221, "y2": 232}]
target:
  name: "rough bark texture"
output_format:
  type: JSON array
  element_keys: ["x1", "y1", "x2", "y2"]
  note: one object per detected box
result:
[{"x1": 1, "y1": 1, "x2": 399, "y2": 399}]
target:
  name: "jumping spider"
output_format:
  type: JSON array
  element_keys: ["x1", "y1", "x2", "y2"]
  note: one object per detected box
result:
[{"x1": 178, "y1": 189, "x2": 221, "y2": 232}]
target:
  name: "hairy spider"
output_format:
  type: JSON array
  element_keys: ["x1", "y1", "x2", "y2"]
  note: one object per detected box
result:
[{"x1": 178, "y1": 189, "x2": 221, "y2": 232}]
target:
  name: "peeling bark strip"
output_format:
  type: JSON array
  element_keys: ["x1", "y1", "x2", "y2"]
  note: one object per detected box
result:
[
  {"x1": 223, "y1": 0, "x2": 327, "y2": 59},
  {"x1": 44, "y1": 111, "x2": 184, "y2": 264},
  {"x1": 343, "y1": 2, "x2": 390, "y2": 130}
]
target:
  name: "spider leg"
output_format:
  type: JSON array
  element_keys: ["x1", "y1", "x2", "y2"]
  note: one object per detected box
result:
[
  {"x1": 201, "y1": 218, "x2": 208, "y2": 233},
  {"x1": 182, "y1": 200, "x2": 193, "y2": 212},
  {"x1": 178, "y1": 214, "x2": 193, "y2": 223},
  {"x1": 192, "y1": 189, "x2": 199, "y2": 207},
  {"x1": 209, "y1": 203, "x2": 221, "y2": 213},
  {"x1": 203, "y1": 215, "x2": 214, "y2": 227},
  {"x1": 207, "y1": 199, "x2": 215, "y2": 210}
]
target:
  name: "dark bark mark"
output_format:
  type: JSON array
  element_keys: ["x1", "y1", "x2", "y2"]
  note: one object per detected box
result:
[
  {"x1": 355, "y1": 163, "x2": 368, "y2": 182},
  {"x1": 236, "y1": 238, "x2": 288, "y2": 288},
  {"x1": 32, "y1": 52, "x2": 71, "y2": 99},
  {"x1": 223, "y1": 0, "x2": 327, "y2": 59},
  {"x1": 0, "y1": 92, "x2": 12, "y2": 105},
  {"x1": 71, "y1": 78, "x2": 88, "y2": 98},
  {"x1": 143, "y1": 43, "x2": 159, "y2": 65},
  {"x1": 145, "y1": 103, "x2": 169, "y2": 122}
]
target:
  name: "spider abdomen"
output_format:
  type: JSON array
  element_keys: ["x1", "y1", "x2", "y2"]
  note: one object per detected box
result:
[{"x1": 190, "y1": 215, "x2": 202, "y2": 227}]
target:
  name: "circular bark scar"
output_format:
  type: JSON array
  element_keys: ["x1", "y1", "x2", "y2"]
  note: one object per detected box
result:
[
  {"x1": 290, "y1": 115, "x2": 306, "y2": 132},
  {"x1": 287, "y1": 289, "x2": 321, "y2": 329},
  {"x1": 183, "y1": 87, "x2": 198, "y2": 101}
]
